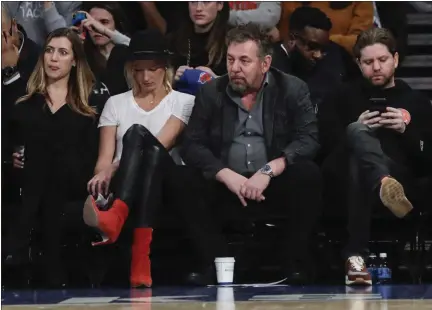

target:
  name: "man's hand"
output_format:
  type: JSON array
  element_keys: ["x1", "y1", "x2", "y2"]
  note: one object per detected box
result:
[
  {"x1": 1, "y1": 31, "x2": 19, "y2": 69},
  {"x1": 379, "y1": 107, "x2": 406, "y2": 133},
  {"x1": 358, "y1": 110, "x2": 383, "y2": 129},
  {"x1": 216, "y1": 168, "x2": 248, "y2": 207},
  {"x1": 241, "y1": 172, "x2": 269, "y2": 202}
]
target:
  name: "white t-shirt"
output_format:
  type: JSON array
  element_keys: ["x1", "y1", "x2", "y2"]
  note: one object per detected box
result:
[{"x1": 99, "y1": 90, "x2": 195, "y2": 164}]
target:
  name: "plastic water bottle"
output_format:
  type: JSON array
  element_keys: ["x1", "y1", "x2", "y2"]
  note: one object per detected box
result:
[
  {"x1": 367, "y1": 253, "x2": 378, "y2": 283},
  {"x1": 377, "y1": 253, "x2": 392, "y2": 284}
]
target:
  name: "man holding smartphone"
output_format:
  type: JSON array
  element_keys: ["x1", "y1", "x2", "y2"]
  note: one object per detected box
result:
[{"x1": 318, "y1": 28, "x2": 432, "y2": 286}]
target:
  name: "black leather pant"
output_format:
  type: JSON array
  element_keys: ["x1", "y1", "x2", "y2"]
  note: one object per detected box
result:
[{"x1": 113, "y1": 124, "x2": 173, "y2": 228}]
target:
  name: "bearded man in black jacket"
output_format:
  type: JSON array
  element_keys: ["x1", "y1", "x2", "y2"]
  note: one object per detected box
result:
[
  {"x1": 318, "y1": 28, "x2": 432, "y2": 286},
  {"x1": 176, "y1": 24, "x2": 322, "y2": 285}
]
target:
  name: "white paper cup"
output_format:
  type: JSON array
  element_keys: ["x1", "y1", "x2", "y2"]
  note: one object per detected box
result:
[{"x1": 215, "y1": 257, "x2": 235, "y2": 285}]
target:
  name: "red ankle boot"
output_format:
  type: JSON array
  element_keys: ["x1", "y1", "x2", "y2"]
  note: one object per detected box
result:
[
  {"x1": 130, "y1": 228, "x2": 153, "y2": 288},
  {"x1": 83, "y1": 195, "x2": 129, "y2": 246}
]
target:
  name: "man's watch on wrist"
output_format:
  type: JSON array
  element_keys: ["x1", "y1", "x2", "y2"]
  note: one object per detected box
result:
[
  {"x1": 259, "y1": 164, "x2": 274, "y2": 178},
  {"x1": 2, "y1": 66, "x2": 18, "y2": 79}
]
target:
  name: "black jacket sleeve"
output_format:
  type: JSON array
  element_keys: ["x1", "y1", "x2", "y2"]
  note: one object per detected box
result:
[
  {"x1": 180, "y1": 85, "x2": 228, "y2": 180},
  {"x1": 282, "y1": 82, "x2": 320, "y2": 164}
]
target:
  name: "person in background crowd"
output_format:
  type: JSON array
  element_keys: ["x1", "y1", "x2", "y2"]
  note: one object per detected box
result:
[
  {"x1": 278, "y1": 2, "x2": 374, "y2": 55},
  {"x1": 1, "y1": 3, "x2": 40, "y2": 238},
  {"x1": 77, "y1": 3, "x2": 130, "y2": 79},
  {"x1": 318, "y1": 28, "x2": 432, "y2": 286},
  {"x1": 84, "y1": 30, "x2": 195, "y2": 288},
  {"x1": 3, "y1": 28, "x2": 110, "y2": 288},
  {"x1": 228, "y1": 1, "x2": 281, "y2": 30},
  {"x1": 170, "y1": 1, "x2": 230, "y2": 85},
  {"x1": 3, "y1": 1, "x2": 82, "y2": 46},
  {"x1": 271, "y1": 6, "x2": 346, "y2": 110},
  {"x1": 177, "y1": 24, "x2": 322, "y2": 285}
]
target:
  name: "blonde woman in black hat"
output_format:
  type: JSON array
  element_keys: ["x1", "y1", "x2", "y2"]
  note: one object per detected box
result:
[{"x1": 84, "y1": 29, "x2": 195, "y2": 288}]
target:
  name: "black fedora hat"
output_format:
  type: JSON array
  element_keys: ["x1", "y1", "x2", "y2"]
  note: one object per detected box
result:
[{"x1": 128, "y1": 29, "x2": 174, "y2": 61}]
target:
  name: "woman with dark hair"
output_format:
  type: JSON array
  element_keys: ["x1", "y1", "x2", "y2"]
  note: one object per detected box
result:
[
  {"x1": 77, "y1": 2, "x2": 130, "y2": 78},
  {"x1": 4, "y1": 28, "x2": 109, "y2": 288},
  {"x1": 170, "y1": 1, "x2": 230, "y2": 82}
]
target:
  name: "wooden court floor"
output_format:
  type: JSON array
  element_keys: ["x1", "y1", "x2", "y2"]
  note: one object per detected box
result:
[{"x1": 3, "y1": 300, "x2": 432, "y2": 310}]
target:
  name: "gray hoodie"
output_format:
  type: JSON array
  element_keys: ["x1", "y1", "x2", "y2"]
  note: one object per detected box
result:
[{"x1": 4, "y1": 1, "x2": 82, "y2": 46}]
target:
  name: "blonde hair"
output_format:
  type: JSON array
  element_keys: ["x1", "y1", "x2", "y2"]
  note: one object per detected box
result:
[
  {"x1": 124, "y1": 60, "x2": 174, "y2": 94},
  {"x1": 17, "y1": 28, "x2": 97, "y2": 117}
]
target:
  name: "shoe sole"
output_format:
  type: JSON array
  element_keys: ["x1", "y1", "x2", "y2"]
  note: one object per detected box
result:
[
  {"x1": 83, "y1": 196, "x2": 110, "y2": 245},
  {"x1": 131, "y1": 282, "x2": 152, "y2": 288},
  {"x1": 380, "y1": 178, "x2": 413, "y2": 218},
  {"x1": 83, "y1": 195, "x2": 99, "y2": 228},
  {"x1": 345, "y1": 276, "x2": 372, "y2": 286}
]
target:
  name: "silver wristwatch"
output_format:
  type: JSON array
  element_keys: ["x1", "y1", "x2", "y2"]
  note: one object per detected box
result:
[{"x1": 259, "y1": 164, "x2": 274, "y2": 178}]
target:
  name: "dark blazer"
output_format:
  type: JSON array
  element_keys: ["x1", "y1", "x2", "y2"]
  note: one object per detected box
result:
[
  {"x1": 180, "y1": 67, "x2": 320, "y2": 179},
  {"x1": 2, "y1": 33, "x2": 40, "y2": 161}
]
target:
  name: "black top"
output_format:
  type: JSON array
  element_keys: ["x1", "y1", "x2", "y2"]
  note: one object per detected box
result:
[
  {"x1": 119, "y1": 2, "x2": 187, "y2": 34},
  {"x1": 170, "y1": 31, "x2": 227, "y2": 76},
  {"x1": 8, "y1": 84, "x2": 109, "y2": 202},
  {"x1": 271, "y1": 41, "x2": 347, "y2": 108}
]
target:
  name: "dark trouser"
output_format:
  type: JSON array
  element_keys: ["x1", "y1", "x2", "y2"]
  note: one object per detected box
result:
[
  {"x1": 168, "y1": 160, "x2": 323, "y2": 268},
  {"x1": 335, "y1": 122, "x2": 430, "y2": 259},
  {"x1": 5, "y1": 190, "x2": 91, "y2": 278}
]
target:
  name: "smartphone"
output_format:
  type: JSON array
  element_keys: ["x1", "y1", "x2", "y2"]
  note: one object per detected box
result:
[
  {"x1": 72, "y1": 12, "x2": 86, "y2": 26},
  {"x1": 369, "y1": 98, "x2": 387, "y2": 114}
]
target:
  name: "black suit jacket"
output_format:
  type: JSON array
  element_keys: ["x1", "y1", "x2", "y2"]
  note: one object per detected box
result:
[
  {"x1": 180, "y1": 68, "x2": 320, "y2": 179},
  {"x1": 2, "y1": 34, "x2": 40, "y2": 161}
]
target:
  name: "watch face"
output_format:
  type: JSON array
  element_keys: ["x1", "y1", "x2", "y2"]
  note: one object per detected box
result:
[
  {"x1": 3, "y1": 66, "x2": 16, "y2": 77},
  {"x1": 261, "y1": 164, "x2": 272, "y2": 173}
]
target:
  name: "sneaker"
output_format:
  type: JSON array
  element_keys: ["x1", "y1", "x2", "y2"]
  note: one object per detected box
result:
[{"x1": 345, "y1": 256, "x2": 372, "y2": 286}]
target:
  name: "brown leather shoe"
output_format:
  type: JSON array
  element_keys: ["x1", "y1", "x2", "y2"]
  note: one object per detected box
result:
[
  {"x1": 345, "y1": 256, "x2": 372, "y2": 286},
  {"x1": 379, "y1": 177, "x2": 413, "y2": 218},
  {"x1": 83, "y1": 195, "x2": 129, "y2": 246}
]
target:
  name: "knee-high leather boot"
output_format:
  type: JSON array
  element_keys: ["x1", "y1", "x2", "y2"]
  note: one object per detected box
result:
[
  {"x1": 129, "y1": 140, "x2": 169, "y2": 287},
  {"x1": 83, "y1": 124, "x2": 163, "y2": 246}
]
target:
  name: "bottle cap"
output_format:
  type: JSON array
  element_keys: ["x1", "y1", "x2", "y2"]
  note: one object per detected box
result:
[{"x1": 379, "y1": 253, "x2": 387, "y2": 258}]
